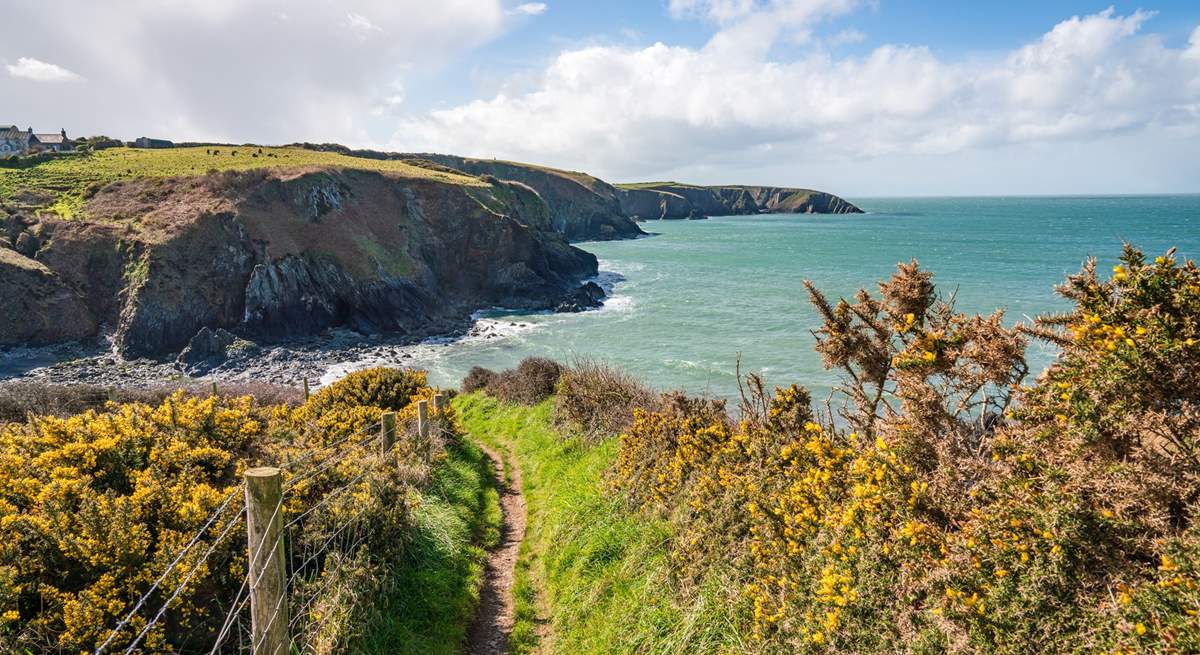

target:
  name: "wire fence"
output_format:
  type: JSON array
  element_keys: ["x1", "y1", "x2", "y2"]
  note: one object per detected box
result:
[{"x1": 91, "y1": 394, "x2": 455, "y2": 655}]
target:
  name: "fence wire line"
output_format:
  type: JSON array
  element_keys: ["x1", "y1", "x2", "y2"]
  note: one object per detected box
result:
[
  {"x1": 94, "y1": 486, "x2": 242, "y2": 655},
  {"x1": 280, "y1": 419, "x2": 383, "y2": 473},
  {"x1": 283, "y1": 439, "x2": 394, "y2": 531},
  {"x1": 204, "y1": 404, "x2": 452, "y2": 653},
  {"x1": 283, "y1": 426, "x2": 383, "y2": 491},
  {"x1": 208, "y1": 572, "x2": 251, "y2": 655},
  {"x1": 122, "y1": 502, "x2": 248, "y2": 654},
  {"x1": 211, "y1": 427, "x2": 390, "y2": 653},
  {"x1": 285, "y1": 496, "x2": 374, "y2": 590},
  {"x1": 289, "y1": 518, "x2": 372, "y2": 649}
]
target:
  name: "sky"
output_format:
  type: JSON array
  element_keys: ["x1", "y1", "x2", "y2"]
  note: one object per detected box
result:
[{"x1": 2, "y1": 1, "x2": 1199, "y2": 196}]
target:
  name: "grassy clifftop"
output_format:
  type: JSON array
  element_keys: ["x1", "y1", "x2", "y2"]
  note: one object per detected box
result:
[{"x1": 0, "y1": 146, "x2": 484, "y2": 218}]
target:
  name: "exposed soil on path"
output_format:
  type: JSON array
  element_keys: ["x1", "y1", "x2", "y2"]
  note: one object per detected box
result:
[{"x1": 467, "y1": 445, "x2": 527, "y2": 655}]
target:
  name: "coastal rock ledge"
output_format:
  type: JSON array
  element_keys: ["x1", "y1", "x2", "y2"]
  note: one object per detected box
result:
[
  {"x1": 1, "y1": 167, "x2": 598, "y2": 357},
  {"x1": 615, "y1": 182, "x2": 862, "y2": 219}
]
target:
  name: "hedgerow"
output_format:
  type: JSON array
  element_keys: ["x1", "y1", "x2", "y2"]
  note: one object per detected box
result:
[
  {"x1": 608, "y1": 246, "x2": 1200, "y2": 654},
  {"x1": 0, "y1": 367, "x2": 454, "y2": 653}
]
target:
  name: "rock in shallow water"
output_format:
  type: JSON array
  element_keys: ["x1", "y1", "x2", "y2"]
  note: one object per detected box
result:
[{"x1": 555, "y1": 281, "x2": 606, "y2": 313}]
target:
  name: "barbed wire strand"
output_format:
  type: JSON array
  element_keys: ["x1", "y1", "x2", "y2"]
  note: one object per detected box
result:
[
  {"x1": 210, "y1": 485, "x2": 289, "y2": 654},
  {"x1": 283, "y1": 457, "x2": 381, "y2": 530},
  {"x1": 94, "y1": 486, "x2": 242, "y2": 655},
  {"x1": 122, "y1": 506, "x2": 247, "y2": 654},
  {"x1": 280, "y1": 419, "x2": 383, "y2": 472},
  {"x1": 288, "y1": 512, "x2": 373, "y2": 642},
  {"x1": 208, "y1": 573, "x2": 251, "y2": 655},
  {"x1": 283, "y1": 428, "x2": 382, "y2": 491},
  {"x1": 285, "y1": 499, "x2": 372, "y2": 593}
]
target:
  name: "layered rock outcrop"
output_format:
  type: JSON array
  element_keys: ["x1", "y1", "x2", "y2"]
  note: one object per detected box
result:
[
  {"x1": 1, "y1": 168, "x2": 597, "y2": 356},
  {"x1": 412, "y1": 155, "x2": 645, "y2": 242},
  {"x1": 289, "y1": 144, "x2": 644, "y2": 242},
  {"x1": 616, "y1": 183, "x2": 862, "y2": 219}
]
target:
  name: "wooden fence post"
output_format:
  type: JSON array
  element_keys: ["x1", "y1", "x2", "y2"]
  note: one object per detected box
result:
[
  {"x1": 417, "y1": 400, "x2": 429, "y2": 440},
  {"x1": 244, "y1": 467, "x2": 289, "y2": 655},
  {"x1": 211, "y1": 381, "x2": 219, "y2": 397},
  {"x1": 303, "y1": 379, "x2": 310, "y2": 401},
  {"x1": 380, "y1": 411, "x2": 396, "y2": 455},
  {"x1": 432, "y1": 393, "x2": 444, "y2": 413}
]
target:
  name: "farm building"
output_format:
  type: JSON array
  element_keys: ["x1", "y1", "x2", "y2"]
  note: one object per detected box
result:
[
  {"x1": 0, "y1": 126, "x2": 74, "y2": 156},
  {"x1": 0, "y1": 126, "x2": 34, "y2": 156},
  {"x1": 134, "y1": 136, "x2": 173, "y2": 148},
  {"x1": 31, "y1": 129, "x2": 73, "y2": 153}
]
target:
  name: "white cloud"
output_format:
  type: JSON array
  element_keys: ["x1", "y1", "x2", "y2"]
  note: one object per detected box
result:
[
  {"x1": 1187, "y1": 25, "x2": 1200, "y2": 60},
  {"x1": 345, "y1": 12, "x2": 383, "y2": 37},
  {"x1": 509, "y1": 2, "x2": 547, "y2": 16},
  {"x1": 5, "y1": 57, "x2": 82, "y2": 82},
  {"x1": 391, "y1": 7, "x2": 1200, "y2": 190},
  {"x1": 825, "y1": 28, "x2": 864, "y2": 46},
  {"x1": 669, "y1": 0, "x2": 757, "y2": 23},
  {"x1": 0, "y1": 1, "x2": 512, "y2": 144}
]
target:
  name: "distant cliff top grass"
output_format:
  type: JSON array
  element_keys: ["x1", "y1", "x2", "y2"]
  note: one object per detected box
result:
[
  {"x1": 616, "y1": 181, "x2": 817, "y2": 192},
  {"x1": 614, "y1": 181, "x2": 696, "y2": 190},
  {"x1": 0, "y1": 146, "x2": 485, "y2": 218}
]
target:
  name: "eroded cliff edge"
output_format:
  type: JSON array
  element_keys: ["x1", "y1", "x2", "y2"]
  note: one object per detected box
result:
[
  {"x1": 615, "y1": 182, "x2": 862, "y2": 219},
  {"x1": 0, "y1": 167, "x2": 596, "y2": 357}
]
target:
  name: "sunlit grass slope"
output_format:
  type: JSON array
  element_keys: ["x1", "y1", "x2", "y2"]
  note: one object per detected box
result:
[{"x1": 0, "y1": 146, "x2": 484, "y2": 217}]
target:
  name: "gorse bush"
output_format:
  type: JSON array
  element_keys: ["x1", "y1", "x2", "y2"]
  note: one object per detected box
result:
[
  {"x1": 0, "y1": 367, "x2": 453, "y2": 654},
  {"x1": 303, "y1": 367, "x2": 428, "y2": 415},
  {"x1": 608, "y1": 246, "x2": 1200, "y2": 654},
  {"x1": 0, "y1": 381, "x2": 303, "y2": 424}
]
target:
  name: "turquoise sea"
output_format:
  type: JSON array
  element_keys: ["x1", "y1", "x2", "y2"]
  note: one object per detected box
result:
[{"x1": 332, "y1": 195, "x2": 1200, "y2": 402}]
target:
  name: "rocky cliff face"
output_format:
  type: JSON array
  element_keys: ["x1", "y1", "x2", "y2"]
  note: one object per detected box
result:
[
  {"x1": 617, "y1": 183, "x2": 862, "y2": 219},
  {"x1": 288, "y1": 144, "x2": 644, "y2": 243},
  {"x1": 0, "y1": 168, "x2": 597, "y2": 357},
  {"x1": 414, "y1": 155, "x2": 645, "y2": 242}
]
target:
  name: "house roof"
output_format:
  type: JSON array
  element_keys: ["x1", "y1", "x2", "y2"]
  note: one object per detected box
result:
[
  {"x1": 0, "y1": 125, "x2": 29, "y2": 140},
  {"x1": 35, "y1": 133, "x2": 67, "y2": 144}
]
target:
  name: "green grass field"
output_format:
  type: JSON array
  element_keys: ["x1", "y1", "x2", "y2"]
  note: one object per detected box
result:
[
  {"x1": 454, "y1": 394, "x2": 750, "y2": 655},
  {"x1": 351, "y1": 439, "x2": 502, "y2": 654},
  {"x1": 0, "y1": 146, "x2": 484, "y2": 218}
]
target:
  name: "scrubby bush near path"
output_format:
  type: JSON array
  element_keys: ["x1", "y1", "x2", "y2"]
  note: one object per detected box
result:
[
  {"x1": 461, "y1": 357, "x2": 563, "y2": 406},
  {"x1": 461, "y1": 366, "x2": 498, "y2": 394},
  {"x1": 606, "y1": 246, "x2": 1200, "y2": 654},
  {"x1": 553, "y1": 358, "x2": 660, "y2": 441},
  {"x1": 0, "y1": 367, "x2": 494, "y2": 655}
]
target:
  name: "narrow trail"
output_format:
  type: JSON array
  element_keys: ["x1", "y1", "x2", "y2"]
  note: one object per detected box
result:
[{"x1": 466, "y1": 445, "x2": 527, "y2": 655}]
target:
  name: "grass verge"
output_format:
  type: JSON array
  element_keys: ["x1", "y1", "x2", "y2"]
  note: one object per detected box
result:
[
  {"x1": 350, "y1": 439, "x2": 502, "y2": 654},
  {"x1": 454, "y1": 393, "x2": 749, "y2": 655}
]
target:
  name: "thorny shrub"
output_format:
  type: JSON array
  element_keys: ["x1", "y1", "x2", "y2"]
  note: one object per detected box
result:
[
  {"x1": 465, "y1": 357, "x2": 563, "y2": 406},
  {"x1": 554, "y1": 359, "x2": 661, "y2": 441},
  {"x1": 0, "y1": 367, "x2": 454, "y2": 654},
  {"x1": 609, "y1": 246, "x2": 1200, "y2": 654}
]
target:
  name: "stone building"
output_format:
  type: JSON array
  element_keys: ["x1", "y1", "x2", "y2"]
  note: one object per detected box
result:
[
  {"x1": 134, "y1": 136, "x2": 173, "y2": 148},
  {"x1": 31, "y1": 129, "x2": 73, "y2": 153},
  {"x1": 0, "y1": 126, "x2": 74, "y2": 156},
  {"x1": 0, "y1": 125, "x2": 34, "y2": 157}
]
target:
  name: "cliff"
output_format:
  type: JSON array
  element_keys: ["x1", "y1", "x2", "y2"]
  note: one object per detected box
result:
[
  {"x1": 0, "y1": 161, "x2": 597, "y2": 356},
  {"x1": 406, "y1": 155, "x2": 645, "y2": 242},
  {"x1": 616, "y1": 182, "x2": 862, "y2": 219},
  {"x1": 291, "y1": 145, "x2": 645, "y2": 242}
]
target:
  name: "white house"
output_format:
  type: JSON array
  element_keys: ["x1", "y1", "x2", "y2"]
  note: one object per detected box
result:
[
  {"x1": 0, "y1": 125, "x2": 34, "y2": 157},
  {"x1": 0, "y1": 126, "x2": 74, "y2": 156}
]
